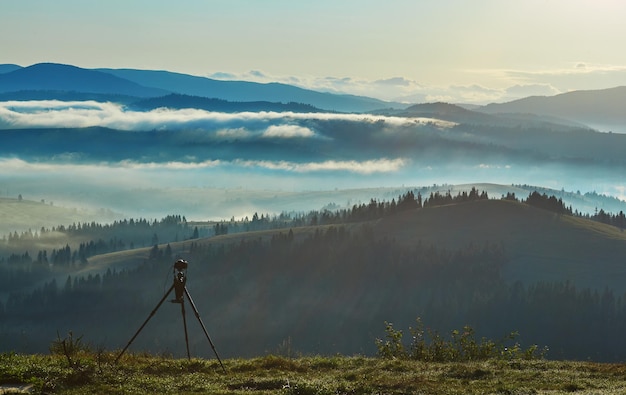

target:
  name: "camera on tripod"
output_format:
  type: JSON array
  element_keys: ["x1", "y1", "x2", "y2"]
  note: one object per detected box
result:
[
  {"x1": 115, "y1": 258, "x2": 225, "y2": 372},
  {"x1": 172, "y1": 259, "x2": 188, "y2": 304}
]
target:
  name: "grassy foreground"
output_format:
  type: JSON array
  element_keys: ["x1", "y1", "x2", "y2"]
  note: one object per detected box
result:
[{"x1": 2, "y1": 352, "x2": 626, "y2": 394}]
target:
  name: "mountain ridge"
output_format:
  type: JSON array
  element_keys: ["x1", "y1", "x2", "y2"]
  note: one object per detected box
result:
[
  {"x1": 0, "y1": 64, "x2": 22, "y2": 74},
  {"x1": 0, "y1": 63, "x2": 168, "y2": 97},
  {"x1": 97, "y1": 67, "x2": 403, "y2": 112},
  {"x1": 479, "y1": 86, "x2": 626, "y2": 132},
  {"x1": 0, "y1": 62, "x2": 405, "y2": 113}
]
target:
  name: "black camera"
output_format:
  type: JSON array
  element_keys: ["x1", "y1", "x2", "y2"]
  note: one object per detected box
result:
[{"x1": 174, "y1": 259, "x2": 188, "y2": 271}]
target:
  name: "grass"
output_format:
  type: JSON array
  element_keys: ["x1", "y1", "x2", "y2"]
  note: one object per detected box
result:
[{"x1": 3, "y1": 352, "x2": 626, "y2": 394}]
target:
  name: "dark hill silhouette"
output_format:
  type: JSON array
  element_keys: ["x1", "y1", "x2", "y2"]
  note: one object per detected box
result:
[
  {"x1": 97, "y1": 67, "x2": 404, "y2": 113},
  {"x1": 374, "y1": 199, "x2": 626, "y2": 292},
  {"x1": 0, "y1": 63, "x2": 168, "y2": 97},
  {"x1": 383, "y1": 101, "x2": 587, "y2": 130},
  {"x1": 55, "y1": 197, "x2": 626, "y2": 360},
  {"x1": 77, "y1": 198, "x2": 626, "y2": 300},
  {"x1": 401, "y1": 102, "x2": 495, "y2": 124},
  {"x1": 130, "y1": 93, "x2": 324, "y2": 113},
  {"x1": 479, "y1": 86, "x2": 626, "y2": 132}
]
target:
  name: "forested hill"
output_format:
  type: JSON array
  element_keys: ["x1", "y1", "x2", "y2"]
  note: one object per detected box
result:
[
  {"x1": 4, "y1": 195, "x2": 626, "y2": 361},
  {"x1": 373, "y1": 198, "x2": 626, "y2": 291},
  {"x1": 130, "y1": 93, "x2": 324, "y2": 113}
]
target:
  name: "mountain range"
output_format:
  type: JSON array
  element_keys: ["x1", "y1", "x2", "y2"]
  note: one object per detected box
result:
[
  {"x1": 479, "y1": 86, "x2": 626, "y2": 133},
  {"x1": 1, "y1": 62, "x2": 626, "y2": 127},
  {"x1": 0, "y1": 63, "x2": 401, "y2": 113},
  {"x1": 1, "y1": 61, "x2": 626, "y2": 220}
]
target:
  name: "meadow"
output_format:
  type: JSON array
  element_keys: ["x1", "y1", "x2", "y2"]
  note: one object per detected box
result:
[{"x1": 3, "y1": 351, "x2": 626, "y2": 394}]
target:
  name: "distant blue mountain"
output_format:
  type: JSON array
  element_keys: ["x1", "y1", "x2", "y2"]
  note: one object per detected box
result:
[
  {"x1": 130, "y1": 93, "x2": 325, "y2": 113},
  {"x1": 479, "y1": 86, "x2": 626, "y2": 132},
  {"x1": 0, "y1": 62, "x2": 405, "y2": 112},
  {"x1": 0, "y1": 63, "x2": 168, "y2": 97},
  {"x1": 97, "y1": 68, "x2": 403, "y2": 113},
  {"x1": 0, "y1": 64, "x2": 22, "y2": 74}
]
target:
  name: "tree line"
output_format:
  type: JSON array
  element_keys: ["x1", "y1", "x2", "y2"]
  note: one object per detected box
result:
[{"x1": 2, "y1": 222, "x2": 626, "y2": 360}]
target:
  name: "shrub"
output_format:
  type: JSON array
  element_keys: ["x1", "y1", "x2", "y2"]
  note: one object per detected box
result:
[
  {"x1": 376, "y1": 317, "x2": 547, "y2": 362},
  {"x1": 49, "y1": 331, "x2": 90, "y2": 368}
]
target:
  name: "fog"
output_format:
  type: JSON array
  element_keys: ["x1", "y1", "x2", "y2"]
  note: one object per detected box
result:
[
  {"x1": 2, "y1": 156, "x2": 624, "y2": 222},
  {"x1": 0, "y1": 100, "x2": 453, "y2": 131},
  {"x1": 1, "y1": 100, "x2": 626, "y2": 225}
]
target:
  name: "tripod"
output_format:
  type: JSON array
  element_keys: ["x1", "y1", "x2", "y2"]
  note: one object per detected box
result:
[{"x1": 115, "y1": 259, "x2": 226, "y2": 372}]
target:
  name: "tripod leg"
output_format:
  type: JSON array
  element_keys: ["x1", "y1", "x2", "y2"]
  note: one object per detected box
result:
[
  {"x1": 180, "y1": 300, "x2": 191, "y2": 360},
  {"x1": 184, "y1": 287, "x2": 226, "y2": 373},
  {"x1": 115, "y1": 283, "x2": 175, "y2": 363}
]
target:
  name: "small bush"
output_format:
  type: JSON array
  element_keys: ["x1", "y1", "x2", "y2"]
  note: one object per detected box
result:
[
  {"x1": 49, "y1": 331, "x2": 90, "y2": 368},
  {"x1": 376, "y1": 317, "x2": 547, "y2": 362}
]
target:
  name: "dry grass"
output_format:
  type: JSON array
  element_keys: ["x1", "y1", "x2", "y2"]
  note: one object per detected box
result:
[{"x1": 3, "y1": 352, "x2": 626, "y2": 394}]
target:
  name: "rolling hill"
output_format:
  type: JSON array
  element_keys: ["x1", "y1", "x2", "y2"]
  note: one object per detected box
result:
[
  {"x1": 0, "y1": 64, "x2": 22, "y2": 74},
  {"x1": 0, "y1": 62, "x2": 404, "y2": 113},
  {"x1": 0, "y1": 197, "x2": 122, "y2": 237},
  {"x1": 97, "y1": 67, "x2": 403, "y2": 113},
  {"x1": 4, "y1": 193, "x2": 626, "y2": 360},
  {"x1": 129, "y1": 93, "x2": 324, "y2": 113},
  {"x1": 75, "y1": 198, "x2": 626, "y2": 359},
  {"x1": 0, "y1": 63, "x2": 168, "y2": 97},
  {"x1": 374, "y1": 199, "x2": 626, "y2": 292},
  {"x1": 479, "y1": 86, "x2": 626, "y2": 133}
]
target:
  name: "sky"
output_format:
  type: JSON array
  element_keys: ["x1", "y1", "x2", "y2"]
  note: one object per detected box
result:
[{"x1": 2, "y1": 0, "x2": 626, "y2": 104}]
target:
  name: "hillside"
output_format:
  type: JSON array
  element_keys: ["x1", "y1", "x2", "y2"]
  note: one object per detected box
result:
[
  {"x1": 0, "y1": 197, "x2": 121, "y2": 237},
  {"x1": 374, "y1": 199, "x2": 626, "y2": 292},
  {"x1": 479, "y1": 86, "x2": 626, "y2": 132},
  {"x1": 97, "y1": 67, "x2": 404, "y2": 113},
  {"x1": 0, "y1": 63, "x2": 168, "y2": 97},
  {"x1": 0, "y1": 62, "x2": 404, "y2": 113},
  {"x1": 129, "y1": 93, "x2": 324, "y2": 113},
  {"x1": 0, "y1": 64, "x2": 22, "y2": 74},
  {"x1": 4, "y1": 190, "x2": 626, "y2": 361},
  {"x1": 2, "y1": 197, "x2": 621, "y2": 359}
]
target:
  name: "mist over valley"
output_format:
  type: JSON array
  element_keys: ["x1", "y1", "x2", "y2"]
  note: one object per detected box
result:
[
  {"x1": 2, "y1": 62, "x2": 626, "y2": 363},
  {"x1": 1, "y1": 65, "x2": 625, "y2": 220}
]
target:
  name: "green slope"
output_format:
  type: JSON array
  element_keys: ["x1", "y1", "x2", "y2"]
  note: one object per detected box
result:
[
  {"x1": 374, "y1": 199, "x2": 626, "y2": 292},
  {"x1": 0, "y1": 197, "x2": 121, "y2": 237},
  {"x1": 85, "y1": 198, "x2": 626, "y2": 295},
  {"x1": 6, "y1": 198, "x2": 626, "y2": 359}
]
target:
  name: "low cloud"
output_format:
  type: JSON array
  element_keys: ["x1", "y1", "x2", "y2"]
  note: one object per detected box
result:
[
  {"x1": 0, "y1": 100, "x2": 455, "y2": 132},
  {"x1": 206, "y1": 63, "x2": 626, "y2": 106},
  {"x1": 484, "y1": 63, "x2": 626, "y2": 94},
  {"x1": 236, "y1": 158, "x2": 407, "y2": 174},
  {"x1": 0, "y1": 156, "x2": 406, "y2": 176},
  {"x1": 206, "y1": 70, "x2": 426, "y2": 102},
  {"x1": 374, "y1": 77, "x2": 414, "y2": 87},
  {"x1": 477, "y1": 163, "x2": 511, "y2": 170},
  {"x1": 262, "y1": 124, "x2": 316, "y2": 138},
  {"x1": 215, "y1": 127, "x2": 251, "y2": 139}
]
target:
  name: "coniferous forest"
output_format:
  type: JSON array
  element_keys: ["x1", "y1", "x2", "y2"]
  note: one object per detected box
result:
[{"x1": 2, "y1": 189, "x2": 626, "y2": 362}]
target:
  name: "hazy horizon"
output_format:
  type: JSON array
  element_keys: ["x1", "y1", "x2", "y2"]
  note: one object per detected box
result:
[
  {"x1": 3, "y1": 1, "x2": 626, "y2": 104},
  {"x1": 2, "y1": 100, "x2": 626, "y2": 225},
  {"x1": 2, "y1": 1, "x2": 626, "y2": 224}
]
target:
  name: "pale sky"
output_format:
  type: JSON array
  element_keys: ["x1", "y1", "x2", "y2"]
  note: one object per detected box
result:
[{"x1": 2, "y1": 0, "x2": 626, "y2": 103}]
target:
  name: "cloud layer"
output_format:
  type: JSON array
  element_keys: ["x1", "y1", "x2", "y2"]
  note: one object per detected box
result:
[
  {"x1": 0, "y1": 100, "x2": 454, "y2": 132},
  {"x1": 207, "y1": 63, "x2": 626, "y2": 105}
]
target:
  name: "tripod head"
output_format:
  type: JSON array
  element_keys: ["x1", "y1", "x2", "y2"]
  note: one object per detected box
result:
[
  {"x1": 172, "y1": 259, "x2": 188, "y2": 303},
  {"x1": 174, "y1": 259, "x2": 188, "y2": 272}
]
